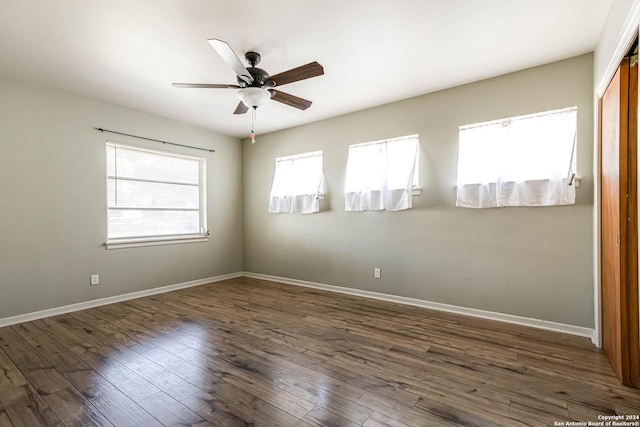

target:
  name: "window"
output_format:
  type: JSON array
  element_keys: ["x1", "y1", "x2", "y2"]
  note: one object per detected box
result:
[
  {"x1": 344, "y1": 135, "x2": 419, "y2": 211},
  {"x1": 106, "y1": 142, "x2": 208, "y2": 248},
  {"x1": 269, "y1": 151, "x2": 324, "y2": 214},
  {"x1": 456, "y1": 107, "x2": 577, "y2": 208}
]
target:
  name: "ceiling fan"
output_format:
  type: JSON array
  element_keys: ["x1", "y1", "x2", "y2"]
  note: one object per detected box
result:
[{"x1": 173, "y1": 38, "x2": 324, "y2": 115}]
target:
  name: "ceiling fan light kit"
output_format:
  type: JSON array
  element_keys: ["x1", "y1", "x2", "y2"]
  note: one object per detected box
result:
[
  {"x1": 173, "y1": 38, "x2": 324, "y2": 143},
  {"x1": 237, "y1": 87, "x2": 272, "y2": 109}
]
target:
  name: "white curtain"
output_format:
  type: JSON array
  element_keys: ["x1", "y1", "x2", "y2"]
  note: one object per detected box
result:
[
  {"x1": 456, "y1": 107, "x2": 577, "y2": 208},
  {"x1": 269, "y1": 151, "x2": 324, "y2": 214},
  {"x1": 345, "y1": 136, "x2": 418, "y2": 211}
]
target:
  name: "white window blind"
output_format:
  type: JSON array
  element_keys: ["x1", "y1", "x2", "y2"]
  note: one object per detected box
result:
[
  {"x1": 456, "y1": 107, "x2": 577, "y2": 208},
  {"x1": 344, "y1": 135, "x2": 419, "y2": 211},
  {"x1": 269, "y1": 151, "x2": 324, "y2": 214},
  {"x1": 106, "y1": 143, "x2": 207, "y2": 243}
]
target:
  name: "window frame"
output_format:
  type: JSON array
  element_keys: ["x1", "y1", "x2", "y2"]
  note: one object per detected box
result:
[
  {"x1": 269, "y1": 150, "x2": 325, "y2": 214},
  {"x1": 105, "y1": 142, "x2": 208, "y2": 249},
  {"x1": 456, "y1": 106, "x2": 577, "y2": 208},
  {"x1": 344, "y1": 134, "x2": 420, "y2": 212}
]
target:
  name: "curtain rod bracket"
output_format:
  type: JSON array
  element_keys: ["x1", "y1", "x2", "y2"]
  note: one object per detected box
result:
[{"x1": 94, "y1": 128, "x2": 215, "y2": 153}]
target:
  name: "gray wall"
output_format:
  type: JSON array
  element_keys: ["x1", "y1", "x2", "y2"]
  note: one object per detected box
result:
[
  {"x1": 242, "y1": 54, "x2": 594, "y2": 328},
  {"x1": 0, "y1": 76, "x2": 243, "y2": 319},
  {"x1": 0, "y1": 54, "x2": 595, "y2": 327}
]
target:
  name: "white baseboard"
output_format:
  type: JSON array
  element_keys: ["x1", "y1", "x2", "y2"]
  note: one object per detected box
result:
[
  {"x1": 0, "y1": 272, "x2": 242, "y2": 328},
  {"x1": 0, "y1": 271, "x2": 597, "y2": 347},
  {"x1": 243, "y1": 272, "x2": 596, "y2": 342}
]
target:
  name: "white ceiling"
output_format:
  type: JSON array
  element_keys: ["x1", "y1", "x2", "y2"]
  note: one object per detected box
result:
[{"x1": 0, "y1": 0, "x2": 612, "y2": 138}]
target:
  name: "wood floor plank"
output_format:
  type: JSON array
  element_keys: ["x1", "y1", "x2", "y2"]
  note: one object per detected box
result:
[
  {"x1": 0, "y1": 350, "x2": 28, "y2": 393},
  {"x1": 0, "y1": 350, "x2": 62, "y2": 427},
  {"x1": 363, "y1": 411, "x2": 411, "y2": 427},
  {"x1": 84, "y1": 355, "x2": 160, "y2": 403},
  {"x1": 207, "y1": 381, "x2": 301, "y2": 427},
  {"x1": 0, "y1": 277, "x2": 637, "y2": 426},
  {"x1": 90, "y1": 389, "x2": 162, "y2": 427},
  {"x1": 301, "y1": 405, "x2": 361, "y2": 427},
  {"x1": 0, "y1": 411, "x2": 12, "y2": 427},
  {"x1": 0, "y1": 328, "x2": 51, "y2": 372},
  {"x1": 0, "y1": 348, "x2": 61, "y2": 427},
  {"x1": 271, "y1": 374, "x2": 372, "y2": 424},
  {"x1": 414, "y1": 394, "x2": 507, "y2": 427},
  {"x1": 22, "y1": 368, "x2": 72, "y2": 397},
  {"x1": 42, "y1": 353, "x2": 115, "y2": 400},
  {"x1": 508, "y1": 400, "x2": 572, "y2": 427},
  {"x1": 42, "y1": 388, "x2": 113, "y2": 427},
  {"x1": 190, "y1": 344, "x2": 371, "y2": 422},
  {"x1": 182, "y1": 385, "x2": 300, "y2": 427},
  {"x1": 1, "y1": 384, "x2": 62, "y2": 427},
  {"x1": 139, "y1": 347, "x2": 224, "y2": 393},
  {"x1": 0, "y1": 401, "x2": 9, "y2": 427},
  {"x1": 357, "y1": 390, "x2": 461, "y2": 427},
  {"x1": 10, "y1": 323, "x2": 66, "y2": 357},
  {"x1": 138, "y1": 391, "x2": 206, "y2": 426},
  {"x1": 32, "y1": 317, "x2": 96, "y2": 357},
  {"x1": 180, "y1": 389, "x2": 262, "y2": 426},
  {"x1": 0, "y1": 328, "x2": 35, "y2": 356},
  {"x1": 41, "y1": 316, "x2": 162, "y2": 404},
  {"x1": 419, "y1": 344, "x2": 626, "y2": 412},
  {"x1": 615, "y1": 402, "x2": 640, "y2": 415},
  {"x1": 217, "y1": 337, "x2": 367, "y2": 402},
  {"x1": 170, "y1": 347, "x2": 318, "y2": 419},
  {"x1": 117, "y1": 351, "x2": 201, "y2": 401},
  {"x1": 70, "y1": 309, "x2": 159, "y2": 355}
]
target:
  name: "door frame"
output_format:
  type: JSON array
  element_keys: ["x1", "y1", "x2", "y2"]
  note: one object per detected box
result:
[{"x1": 594, "y1": 6, "x2": 640, "y2": 349}]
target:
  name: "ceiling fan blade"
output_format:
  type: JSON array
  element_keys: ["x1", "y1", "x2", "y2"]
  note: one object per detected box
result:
[
  {"x1": 207, "y1": 38, "x2": 253, "y2": 85},
  {"x1": 270, "y1": 90, "x2": 312, "y2": 110},
  {"x1": 172, "y1": 83, "x2": 241, "y2": 89},
  {"x1": 233, "y1": 101, "x2": 249, "y2": 115},
  {"x1": 268, "y1": 62, "x2": 324, "y2": 87}
]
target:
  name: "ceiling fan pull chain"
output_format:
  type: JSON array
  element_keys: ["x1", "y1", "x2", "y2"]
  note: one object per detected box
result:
[{"x1": 251, "y1": 107, "x2": 257, "y2": 144}]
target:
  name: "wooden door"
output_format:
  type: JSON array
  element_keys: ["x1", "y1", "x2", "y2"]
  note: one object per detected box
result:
[{"x1": 600, "y1": 55, "x2": 640, "y2": 387}]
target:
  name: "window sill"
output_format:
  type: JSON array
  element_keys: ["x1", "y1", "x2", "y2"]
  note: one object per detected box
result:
[{"x1": 105, "y1": 234, "x2": 209, "y2": 250}]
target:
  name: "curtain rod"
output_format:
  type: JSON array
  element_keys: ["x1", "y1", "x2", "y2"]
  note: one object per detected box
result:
[
  {"x1": 350, "y1": 134, "x2": 419, "y2": 149},
  {"x1": 94, "y1": 128, "x2": 215, "y2": 153},
  {"x1": 459, "y1": 106, "x2": 577, "y2": 132},
  {"x1": 276, "y1": 150, "x2": 322, "y2": 163}
]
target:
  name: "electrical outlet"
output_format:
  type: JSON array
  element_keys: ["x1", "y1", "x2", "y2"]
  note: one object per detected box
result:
[
  {"x1": 374, "y1": 268, "x2": 381, "y2": 279},
  {"x1": 90, "y1": 274, "x2": 100, "y2": 286}
]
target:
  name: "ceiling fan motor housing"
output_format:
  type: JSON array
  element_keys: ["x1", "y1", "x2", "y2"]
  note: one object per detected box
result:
[
  {"x1": 237, "y1": 51, "x2": 276, "y2": 88},
  {"x1": 238, "y1": 67, "x2": 272, "y2": 87}
]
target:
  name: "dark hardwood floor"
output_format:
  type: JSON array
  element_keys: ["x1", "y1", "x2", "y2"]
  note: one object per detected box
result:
[{"x1": 0, "y1": 277, "x2": 638, "y2": 426}]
